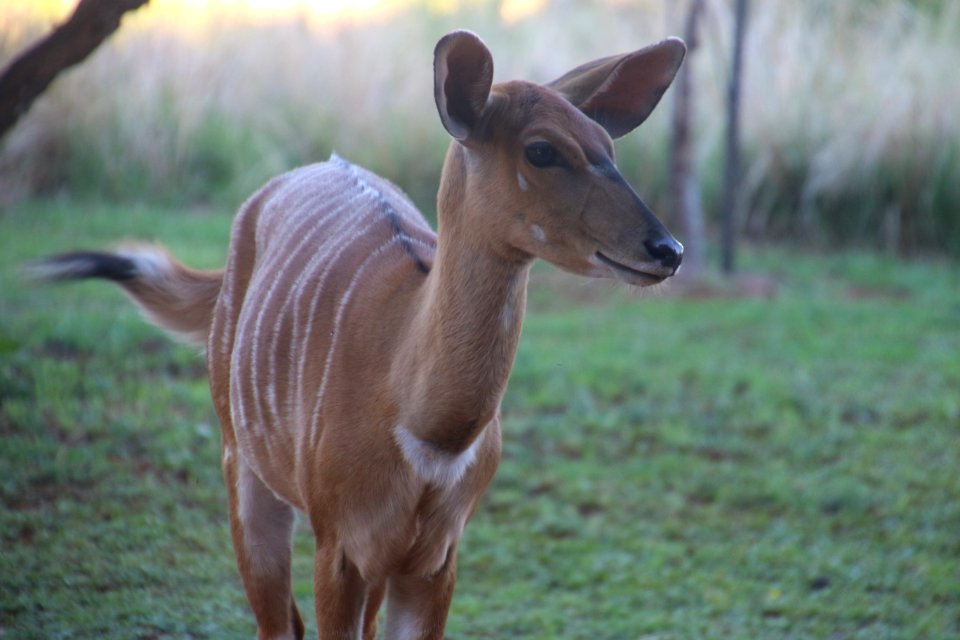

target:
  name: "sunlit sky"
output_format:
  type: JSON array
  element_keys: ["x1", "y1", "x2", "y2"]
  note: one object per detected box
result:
[{"x1": 11, "y1": 0, "x2": 549, "y2": 28}]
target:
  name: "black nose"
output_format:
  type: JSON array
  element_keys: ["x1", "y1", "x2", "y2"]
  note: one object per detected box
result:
[{"x1": 643, "y1": 237, "x2": 684, "y2": 273}]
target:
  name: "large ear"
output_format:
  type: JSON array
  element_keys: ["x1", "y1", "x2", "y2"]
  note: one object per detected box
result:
[
  {"x1": 547, "y1": 37, "x2": 686, "y2": 139},
  {"x1": 433, "y1": 30, "x2": 494, "y2": 141}
]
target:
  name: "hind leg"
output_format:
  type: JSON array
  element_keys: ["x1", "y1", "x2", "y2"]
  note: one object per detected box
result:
[{"x1": 223, "y1": 444, "x2": 304, "y2": 640}]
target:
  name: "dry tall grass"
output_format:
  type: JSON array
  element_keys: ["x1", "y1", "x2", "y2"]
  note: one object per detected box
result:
[{"x1": 1, "y1": 0, "x2": 958, "y2": 253}]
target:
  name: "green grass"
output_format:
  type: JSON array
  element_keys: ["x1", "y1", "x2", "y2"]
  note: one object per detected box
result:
[{"x1": 1, "y1": 199, "x2": 959, "y2": 639}]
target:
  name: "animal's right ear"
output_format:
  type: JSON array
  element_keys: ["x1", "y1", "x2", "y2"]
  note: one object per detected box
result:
[
  {"x1": 434, "y1": 30, "x2": 494, "y2": 142},
  {"x1": 547, "y1": 38, "x2": 686, "y2": 139}
]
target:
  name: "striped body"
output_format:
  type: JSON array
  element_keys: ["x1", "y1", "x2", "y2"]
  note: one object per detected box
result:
[
  {"x1": 207, "y1": 156, "x2": 499, "y2": 587},
  {"x1": 212, "y1": 156, "x2": 433, "y2": 502}
]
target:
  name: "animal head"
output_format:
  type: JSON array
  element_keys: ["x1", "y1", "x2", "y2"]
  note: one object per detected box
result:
[{"x1": 434, "y1": 30, "x2": 685, "y2": 285}]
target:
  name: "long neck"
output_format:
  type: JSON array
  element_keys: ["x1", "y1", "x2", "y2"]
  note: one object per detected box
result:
[{"x1": 392, "y1": 146, "x2": 532, "y2": 453}]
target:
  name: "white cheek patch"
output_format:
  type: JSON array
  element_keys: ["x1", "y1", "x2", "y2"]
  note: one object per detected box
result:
[
  {"x1": 517, "y1": 172, "x2": 529, "y2": 192},
  {"x1": 530, "y1": 224, "x2": 546, "y2": 243},
  {"x1": 586, "y1": 253, "x2": 613, "y2": 278},
  {"x1": 393, "y1": 424, "x2": 482, "y2": 487}
]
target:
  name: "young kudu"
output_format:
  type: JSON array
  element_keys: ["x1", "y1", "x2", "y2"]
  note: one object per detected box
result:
[{"x1": 34, "y1": 30, "x2": 685, "y2": 640}]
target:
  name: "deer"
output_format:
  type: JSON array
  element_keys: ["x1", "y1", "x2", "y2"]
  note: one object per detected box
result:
[{"x1": 32, "y1": 30, "x2": 685, "y2": 640}]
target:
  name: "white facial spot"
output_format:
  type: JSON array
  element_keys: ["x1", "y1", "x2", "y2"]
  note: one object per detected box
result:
[
  {"x1": 517, "y1": 172, "x2": 529, "y2": 192},
  {"x1": 530, "y1": 224, "x2": 546, "y2": 243},
  {"x1": 586, "y1": 253, "x2": 613, "y2": 278}
]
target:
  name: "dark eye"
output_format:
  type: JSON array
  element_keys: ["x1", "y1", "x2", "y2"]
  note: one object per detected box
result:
[{"x1": 524, "y1": 141, "x2": 560, "y2": 168}]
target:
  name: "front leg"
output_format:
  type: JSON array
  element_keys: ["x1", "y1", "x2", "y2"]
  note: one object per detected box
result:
[
  {"x1": 384, "y1": 548, "x2": 459, "y2": 640},
  {"x1": 364, "y1": 580, "x2": 387, "y2": 640},
  {"x1": 313, "y1": 543, "x2": 375, "y2": 640}
]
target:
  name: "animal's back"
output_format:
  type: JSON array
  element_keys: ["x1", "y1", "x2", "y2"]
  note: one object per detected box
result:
[{"x1": 209, "y1": 155, "x2": 436, "y2": 506}]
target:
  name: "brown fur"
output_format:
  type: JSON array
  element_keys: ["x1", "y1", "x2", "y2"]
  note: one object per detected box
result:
[{"x1": 115, "y1": 245, "x2": 223, "y2": 346}]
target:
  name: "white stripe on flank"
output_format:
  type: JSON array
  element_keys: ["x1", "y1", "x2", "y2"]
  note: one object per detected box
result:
[
  {"x1": 254, "y1": 198, "x2": 348, "y2": 431},
  {"x1": 226, "y1": 158, "x2": 437, "y2": 466},
  {"x1": 224, "y1": 162, "x2": 344, "y2": 440},
  {"x1": 310, "y1": 237, "x2": 405, "y2": 429},
  {"x1": 216, "y1": 266, "x2": 234, "y2": 358},
  {"x1": 221, "y1": 174, "x2": 320, "y2": 366},
  {"x1": 244, "y1": 182, "x2": 352, "y2": 422},
  {"x1": 252, "y1": 242, "x2": 313, "y2": 427},
  {"x1": 254, "y1": 171, "x2": 328, "y2": 253},
  {"x1": 274, "y1": 199, "x2": 365, "y2": 425},
  {"x1": 290, "y1": 185, "x2": 397, "y2": 452},
  {"x1": 242, "y1": 187, "x2": 344, "y2": 434},
  {"x1": 229, "y1": 360, "x2": 246, "y2": 438},
  {"x1": 233, "y1": 179, "x2": 335, "y2": 450},
  {"x1": 393, "y1": 423, "x2": 482, "y2": 487},
  {"x1": 217, "y1": 253, "x2": 239, "y2": 375},
  {"x1": 295, "y1": 215, "x2": 384, "y2": 443}
]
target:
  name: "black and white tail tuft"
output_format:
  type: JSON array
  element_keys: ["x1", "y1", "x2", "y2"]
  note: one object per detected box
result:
[
  {"x1": 28, "y1": 245, "x2": 224, "y2": 348},
  {"x1": 26, "y1": 251, "x2": 140, "y2": 283}
]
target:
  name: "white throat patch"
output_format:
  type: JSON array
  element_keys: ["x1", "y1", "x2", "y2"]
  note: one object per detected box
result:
[{"x1": 393, "y1": 424, "x2": 483, "y2": 487}]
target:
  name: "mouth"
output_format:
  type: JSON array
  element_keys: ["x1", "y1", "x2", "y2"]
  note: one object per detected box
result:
[{"x1": 593, "y1": 251, "x2": 670, "y2": 286}]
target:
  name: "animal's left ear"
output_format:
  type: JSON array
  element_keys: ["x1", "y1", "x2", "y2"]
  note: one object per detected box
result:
[{"x1": 547, "y1": 37, "x2": 686, "y2": 139}]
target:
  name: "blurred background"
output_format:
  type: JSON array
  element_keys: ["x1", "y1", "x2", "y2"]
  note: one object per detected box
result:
[
  {"x1": 2, "y1": 3, "x2": 959, "y2": 637},
  {"x1": 2, "y1": 0, "x2": 958, "y2": 259}
]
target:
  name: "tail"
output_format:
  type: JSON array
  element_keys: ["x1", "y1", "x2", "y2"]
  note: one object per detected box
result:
[{"x1": 28, "y1": 244, "x2": 223, "y2": 348}]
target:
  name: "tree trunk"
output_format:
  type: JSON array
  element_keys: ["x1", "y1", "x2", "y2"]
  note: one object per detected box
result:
[
  {"x1": 721, "y1": 0, "x2": 748, "y2": 275},
  {"x1": 669, "y1": 0, "x2": 707, "y2": 278},
  {"x1": 0, "y1": 0, "x2": 149, "y2": 140}
]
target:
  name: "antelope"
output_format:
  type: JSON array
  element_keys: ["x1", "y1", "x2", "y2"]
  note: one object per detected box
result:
[{"x1": 33, "y1": 30, "x2": 685, "y2": 640}]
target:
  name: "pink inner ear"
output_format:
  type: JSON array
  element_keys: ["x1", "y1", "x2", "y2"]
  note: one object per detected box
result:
[
  {"x1": 434, "y1": 31, "x2": 493, "y2": 141},
  {"x1": 579, "y1": 41, "x2": 685, "y2": 138},
  {"x1": 586, "y1": 61, "x2": 665, "y2": 113},
  {"x1": 447, "y1": 48, "x2": 492, "y2": 115}
]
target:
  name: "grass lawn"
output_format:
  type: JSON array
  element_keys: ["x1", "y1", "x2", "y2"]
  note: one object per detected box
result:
[{"x1": 1, "y1": 199, "x2": 958, "y2": 639}]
